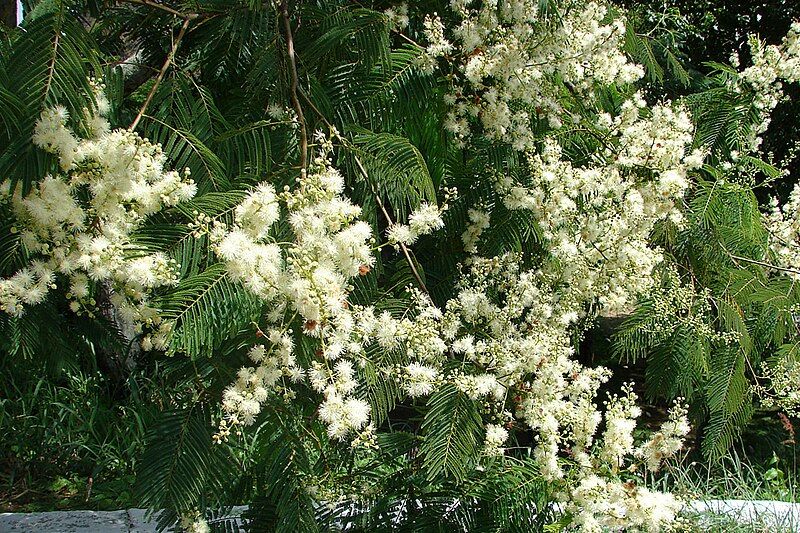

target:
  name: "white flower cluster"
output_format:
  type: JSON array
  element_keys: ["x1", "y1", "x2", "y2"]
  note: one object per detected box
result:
[
  {"x1": 636, "y1": 401, "x2": 691, "y2": 472},
  {"x1": 402, "y1": 255, "x2": 686, "y2": 530},
  {"x1": 403, "y1": 361, "x2": 440, "y2": 397},
  {"x1": 384, "y1": 3, "x2": 409, "y2": 30},
  {"x1": 461, "y1": 207, "x2": 490, "y2": 253},
  {"x1": 420, "y1": 14, "x2": 452, "y2": 69},
  {"x1": 263, "y1": 248, "x2": 687, "y2": 512},
  {"x1": 567, "y1": 475, "x2": 682, "y2": 533},
  {"x1": 0, "y1": 88, "x2": 196, "y2": 348},
  {"x1": 213, "y1": 137, "x2": 376, "y2": 439},
  {"x1": 179, "y1": 511, "x2": 210, "y2": 533},
  {"x1": 217, "y1": 186, "x2": 687, "y2": 530},
  {"x1": 600, "y1": 386, "x2": 642, "y2": 470},
  {"x1": 425, "y1": 0, "x2": 644, "y2": 150},
  {"x1": 735, "y1": 22, "x2": 800, "y2": 147},
  {"x1": 757, "y1": 355, "x2": 800, "y2": 417},
  {"x1": 212, "y1": 150, "x2": 373, "y2": 324},
  {"x1": 765, "y1": 182, "x2": 800, "y2": 278},
  {"x1": 498, "y1": 98, "x2": 702, "y2": 315},
  {"x1": 221, "y1": 331, "x2": 301, "y2": 427},
  {"x1": 638, "y1": 267, "x2": 723, "y2": 344},
  {"x1": 386, "y1": 202, "x2": 445, "y2": 245},
  {"x1": 382, "y1": 253, "x2": 687, "y2": 527},
  {"x1": 483, "y1": 423, "x2": 508, "y2": 456}
]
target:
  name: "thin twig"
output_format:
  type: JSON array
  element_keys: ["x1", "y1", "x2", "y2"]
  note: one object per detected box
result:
[
  {"x1": 296, "y1": 90, "x2": 430, "y2": 294},
  {"x1": 129, "y1": 17, "x2": 191, "y2": 131},
  {"x1": 280, "y1": 0, "x2": 308, "y2": 177},
  {"x1": 42, "y1": 24, "x2": 61, "y2": 105},
  {"x1": 728, "y1": 253, "x2": 800, "y2": 276},
  {"x1": 353, "y1": 157, "x2": 430, "y2": 295},
  {"x1": 119, "y1": 0, "x2": 198, "y2": 20}
]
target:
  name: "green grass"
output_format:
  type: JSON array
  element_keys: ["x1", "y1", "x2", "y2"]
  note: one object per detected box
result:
[
  {"x1": 655, "y1": 448, "x2": 797, "y2": 503},
  {"x1": 0, "y1": 368, "x2": 162, "y2": 512}
]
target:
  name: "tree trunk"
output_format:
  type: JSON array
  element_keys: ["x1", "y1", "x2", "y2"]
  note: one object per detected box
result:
[{"x1": 0, "y1": 0, "x2": 16, "y2": 28}]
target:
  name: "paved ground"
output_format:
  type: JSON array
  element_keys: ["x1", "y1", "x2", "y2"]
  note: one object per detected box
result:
[
  {"x1": 687, "y1": 499, "x2": 800, "y2": 530},
  {"x1": 0, "y1": 509, "x2": 158, "y2": 532},
  {"x1": 0, "y1": 507, "x2": 249, "y2": 532}
]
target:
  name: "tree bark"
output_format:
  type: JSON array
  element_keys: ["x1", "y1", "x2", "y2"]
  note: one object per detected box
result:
[{"x1": 0, "y1": 0, "x2": 16, "y2": 28}]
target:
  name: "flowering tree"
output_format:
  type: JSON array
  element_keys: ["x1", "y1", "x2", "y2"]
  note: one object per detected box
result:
[{"x1": 1, "y1": 1, "x2": 800, "y2": 531}]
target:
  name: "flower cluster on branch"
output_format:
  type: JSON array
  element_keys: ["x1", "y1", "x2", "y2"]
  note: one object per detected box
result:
[
  {"x1": 0, "y1": 83, "x2": 196, "y2": 349},
  {"x1": 425, "y1": 0, "x2": 644, "y2": 150}
]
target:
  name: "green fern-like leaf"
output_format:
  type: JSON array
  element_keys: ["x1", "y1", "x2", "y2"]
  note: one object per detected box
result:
[
  {"x1": 141, "y1": 114, "x2": 230, "y2": 193},
  {"x1": 346, "y1": 129, "x2": 436, "y2": 220},
  {"x1": 702, "y1": 346, "x2": 754, "y2": 459},
  {"x1": 136, "y1": 404, "x2": 236, "y2": 528},
  {"x1": 156, "y1": 263, "x2": 262, "y2": 358},
  {"x1": 245, "y1": 413, "x2": 319, "y2": 533},
  {"x1": 420, "y1": 383, "x2": 483, "y2": 481},
  {"x1": 644, "y1": 326, "x2": 710, "y2": 403},
  {"x1": 0, "y1": 8, "x2": 100, "y2": 191}
]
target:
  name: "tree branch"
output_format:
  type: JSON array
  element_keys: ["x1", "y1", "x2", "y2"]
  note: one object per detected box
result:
[
  {"x1": 129, "y1": 17, "x2": 190, "y2": 131},
  {"x1": 119, "y1": 0, "x2": 199, "y2": 20},
  {"x1": 728, "y1": 253, "x2": 800, "y2": 276},
  {"x1": 280, "y1": 0, "x2": 308, "y2": 178},
  {"x1": 296, "y1": 89, "x2": 430, "y2": 295},
  {"x1": 353, "y1": 157, "x2": 430, "y2": 295}
]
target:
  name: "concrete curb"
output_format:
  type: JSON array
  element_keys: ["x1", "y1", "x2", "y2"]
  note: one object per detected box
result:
[
  {"x1": 686, "y1": 499, "x2": 800, "y2": 529},
  {"x1": 0, "y1": 510, "x2": 144, "y2": 532},
  {"x1": 0, "y1": 507, "x2": 249, "y2": 532}
]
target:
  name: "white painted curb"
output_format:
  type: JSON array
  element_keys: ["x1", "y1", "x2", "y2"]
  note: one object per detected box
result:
[{"x1": 686, "y1": 499, "x2": 800, "y2": 530}]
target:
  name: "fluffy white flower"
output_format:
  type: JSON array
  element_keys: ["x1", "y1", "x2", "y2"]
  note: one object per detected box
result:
[
  {"x1": 386, "y1": 223, "x2": 414, "y2": 245},
  {"x1": 403, "y1": 362, "x2": 439, "y2": 397},
  {"x1": 484, "y1": 423, "x2": 509, "y2": 455},
  {"x1": 408, "y1": 203, "x2": 444, "y2": 236},
  {"x1": 426, "y1": 1, "x2": 645, "y2": 150},
  {"x1": 318, "y1": 394, "x2": 371, "y2": 439},
  {"x1": 3, "y1": 97, "x2": 195, "y2": 337},
  {"x1": 635, "y1": 402, "x2": 690, "y2": 471},
  {"x1": 235, "y1": 184, "x2": 280, "y2": 239},
  {"x1": 462, "y1": 208, "x2": 490, "y2": 253}
]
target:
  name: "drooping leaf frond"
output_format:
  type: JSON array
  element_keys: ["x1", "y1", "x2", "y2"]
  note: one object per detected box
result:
[
  {"x1": 420, "y1": 384, "x2": 484, "y2": 481},
  {"x1": 156, "y1": 264, "x2": 262, "y2": 359}
]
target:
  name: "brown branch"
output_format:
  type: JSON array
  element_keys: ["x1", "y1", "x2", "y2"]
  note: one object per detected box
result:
[
  {"x1": 280, "y1": 0, "x2": 308, "y2": 177},
  {"x1": 353, "y1": 156, "x2": 430, "y2": 295},
  {"x1": 119, "y1": 0, "x2": 199, "y2": 20},
  {"x1": 296, "y1": 89, "x2": 430, "y2": 295},
  {"x1": 728, "y1": 253, "x2": 800, "y2": 276},
  {"x1": 129, "y1": 17, "x2": 190, "y2": 131}
]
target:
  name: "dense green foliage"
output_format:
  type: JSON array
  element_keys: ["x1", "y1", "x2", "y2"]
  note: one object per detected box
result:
[{"x1": 1, "y1": 0, "x2": 800, "y2": 530}]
